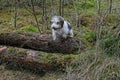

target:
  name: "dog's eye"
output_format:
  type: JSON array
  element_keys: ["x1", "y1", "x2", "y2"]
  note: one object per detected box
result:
[{"x1": 56, "y1": 22, "x2": 60, "y2": 24}]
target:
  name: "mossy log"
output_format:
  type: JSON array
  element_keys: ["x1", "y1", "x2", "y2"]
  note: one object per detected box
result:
[
  {"x1": 0, "y1": 48, "x2": 55, "y2": 74},
  {"x1": 0, "y1": 32, "x2": 78, "y2": 54}
]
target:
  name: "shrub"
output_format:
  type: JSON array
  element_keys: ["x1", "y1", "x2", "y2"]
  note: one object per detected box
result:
[
  {"x1": 100, "y1": 30, "x2": 120, "y2": 57},
  {"x1": 81, "y1": 26, "x2": 96, "y2": 46},
  {"x1": 78, "y1": 0, "x2": 96, "y2": 9}
]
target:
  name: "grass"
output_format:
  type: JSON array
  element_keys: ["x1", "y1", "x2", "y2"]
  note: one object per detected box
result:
[
  {"x1": 0, "y1": 65, "x2": 63, "y2": 80},
  {"x1": 1, "y1": 48, "x2": 120, "y2": 80},
  {"x1": 19, "y1": 26, "x2": 39, "y2": 33}
]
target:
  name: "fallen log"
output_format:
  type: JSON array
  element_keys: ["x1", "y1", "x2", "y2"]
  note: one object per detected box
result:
[
  {"x1": 0, "y1": 49, "x2": 55, "y2": 74},
  {"x1": 0, "y1": 32, "x2": 78, "y2": 54}
]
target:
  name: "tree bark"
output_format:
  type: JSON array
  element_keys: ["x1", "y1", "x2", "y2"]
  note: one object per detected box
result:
[{"x1": 0, "y1": 33, "x2": 78, "y2": 54}]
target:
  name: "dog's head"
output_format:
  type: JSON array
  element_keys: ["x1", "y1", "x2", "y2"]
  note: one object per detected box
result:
[{"x1": 50, "y1": 16, "x2": 64, "y2": 30}]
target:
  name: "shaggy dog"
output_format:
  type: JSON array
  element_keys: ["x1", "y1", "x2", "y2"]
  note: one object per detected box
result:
[{"x1": 50, "y1": 16, "x2": 73, "y2": 41}]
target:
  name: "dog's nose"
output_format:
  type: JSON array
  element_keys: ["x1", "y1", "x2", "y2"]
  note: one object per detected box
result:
[{"x1": 51, "y1": 25, "x2": 56, "y2": 29}]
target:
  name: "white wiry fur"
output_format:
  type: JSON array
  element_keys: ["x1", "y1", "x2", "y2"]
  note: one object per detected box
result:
[{"x1": 50, "y1": 16, "x2": 73, "y2": 40}]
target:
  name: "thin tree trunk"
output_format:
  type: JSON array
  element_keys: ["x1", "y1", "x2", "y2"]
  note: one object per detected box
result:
[
  {"x1": 62, "y1": 0, "x2": 64, "y2": 16},
  {"x1": 97, "y1": 0, "x2": 101, "y2": 15},
  {"x1": 30, "y1": 0, "x2": 42, "y2": 33},
  {"x1": 109, "y1": 0, "x2": 112, "y2": 13},
  {"x1": 14, "y1": 0, "x2": 17, "y2": 28},
  {"x1": 42, "y1": 0, "x2": 48, "y2": 33},
  {"x1": 59, "y1": 0, "x2": 64, "y2": 16},
  {"x1": 42, "y1": 0, "x2": 45, "y2": 18}
]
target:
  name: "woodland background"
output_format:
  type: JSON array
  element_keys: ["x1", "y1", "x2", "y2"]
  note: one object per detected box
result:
[{"x1": 0, "y1": 0, "x2": 120, "y2": 80}]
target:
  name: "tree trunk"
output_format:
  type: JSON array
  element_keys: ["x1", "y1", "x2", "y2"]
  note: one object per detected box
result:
[
  {"x1": 59, "y1": 0, "x2": 64, "y2": 16},
  {"x1": 30, "y1": 0, "x2": 42, "y2": 33},
  {"x1": 14, "y1": 0, "x2": 17, "y2": 28},
  {"x1": 0, "y1": 33, "x2": 78, "y2": 54},
  {"x1": 97, "y1": 0, "x2": 101, "y2": 15},
  {"x1": 109, "y1": 0, "x2": 112, "y2": 13}
]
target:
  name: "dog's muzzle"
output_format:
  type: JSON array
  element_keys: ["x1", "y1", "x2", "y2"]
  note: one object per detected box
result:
[{"x1": 52, "y1": 27, "x2": 61, "y2": 30}]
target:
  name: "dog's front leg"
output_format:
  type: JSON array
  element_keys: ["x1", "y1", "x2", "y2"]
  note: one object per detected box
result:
[
  {"x1": 69, "y1": 29, "x2": 74, "y2": 37},
  {"x1": 52, "y1": 29, "x2": 56, "y2": 40}
]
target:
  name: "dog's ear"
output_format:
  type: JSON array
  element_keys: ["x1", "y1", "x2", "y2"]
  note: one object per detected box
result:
[{"x1": 59, "y1": 16, "x2": 64, "y2": 28}]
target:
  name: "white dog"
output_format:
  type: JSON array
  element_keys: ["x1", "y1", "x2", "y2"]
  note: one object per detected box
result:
[{"x1": 50, "y1": 16, "x2": 73, "y2": 40}]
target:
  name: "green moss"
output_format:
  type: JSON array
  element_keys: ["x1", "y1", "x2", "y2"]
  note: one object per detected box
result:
[{"x1": 20, "y1": 26, "x2": 39, "y2": 33}]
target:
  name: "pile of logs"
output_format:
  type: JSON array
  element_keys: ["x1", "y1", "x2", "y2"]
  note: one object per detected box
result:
[{"x1": 0, "y1": 32, "x2": 79, "y2": 73}]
